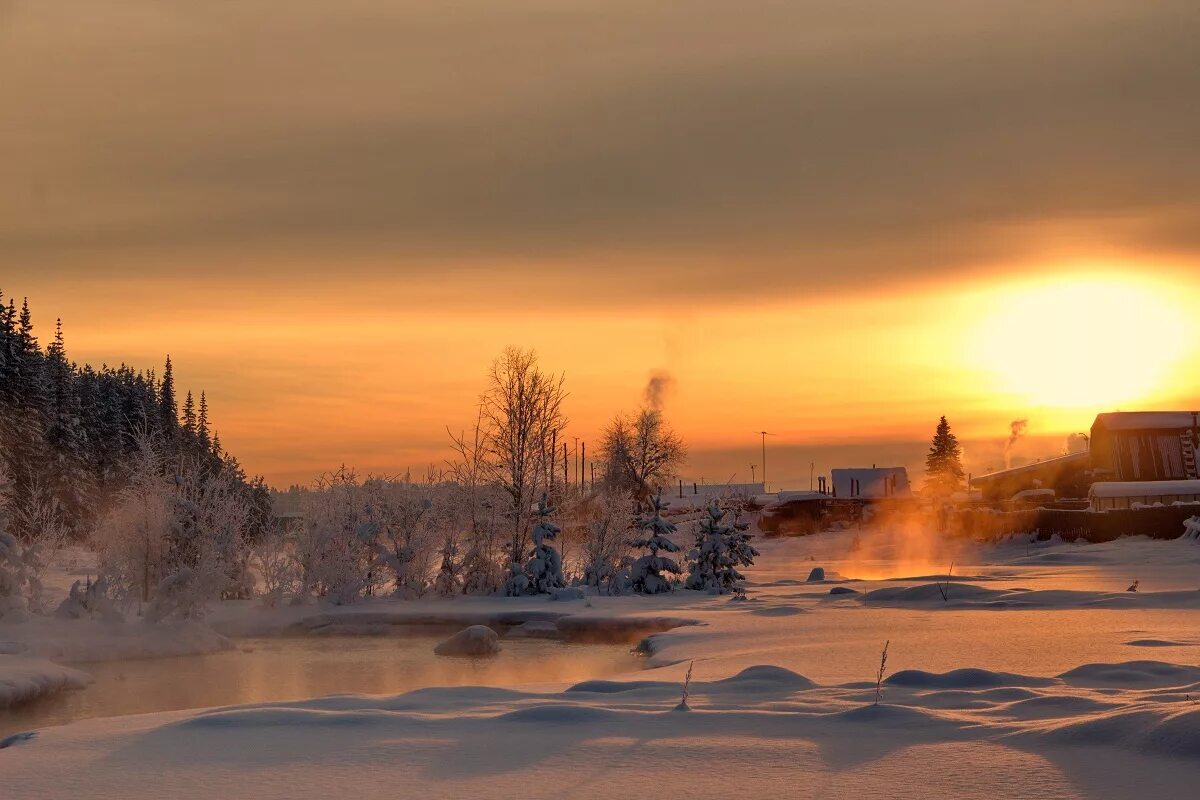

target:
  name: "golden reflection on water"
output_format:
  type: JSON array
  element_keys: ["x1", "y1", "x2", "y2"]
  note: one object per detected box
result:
[{"x1": 2, "y1": 634, "x2": 638, "y2": 736}]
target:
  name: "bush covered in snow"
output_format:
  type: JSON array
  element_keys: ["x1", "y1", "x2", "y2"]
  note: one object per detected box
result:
[
  {"x1": 580, "y1": 489, "x2": 633, "y2": 594},
  {"x1": 685, "y1": 500, "x2": 759, "y2": 595},
  {"x1": 0, "y1": 530, "x2": 44, "y2": 620},
  {"x1": 628, "y1": 490, "x2": 682, "y2": 594}
]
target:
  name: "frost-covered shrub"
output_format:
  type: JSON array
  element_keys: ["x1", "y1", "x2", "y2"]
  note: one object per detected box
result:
[
  {"x1": 361, "y1": 480, "x2": 436, "y2": 599},
  {"x1": 92, "y1": 437, "x2": 253, "y2": 613},
  {"x1": 252, "y1": 527, "x2": 298, "y2": 607},
  {"x1": 1182, "y1": 516, "x2": 1200, "y2": 543},
  {"x1": 628, "y1": 490, "x2": 681, "y2": 594},
  {"x1": 0, "y1": 531, "x2": 44, "y2": 620},
  {"x1": 581, "y1": 489, "x2": 632, "y2": 594},
  {"x1": 685, "y1": 501, "x2": 759, "y2": 595},
  {"x1": 294, "y1": 468, "x2": 374, "y2": 604},
  {"x1": 524, "y1": 496, "x2": 565, "y2": 595},
  {"x1": 55, "y1": 575, "x2": 124, "y2": 622},
  {"x1": 145, "y1": 567, "x2": 217, "y2": 622},
  {"x1": 432, "y1": 536, "x2": 463, "y2": 597}
]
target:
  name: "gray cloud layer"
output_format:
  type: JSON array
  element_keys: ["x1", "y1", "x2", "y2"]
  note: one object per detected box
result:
[{"x1": 3, "y1": 1, "x2": 1198, "y2": 292}]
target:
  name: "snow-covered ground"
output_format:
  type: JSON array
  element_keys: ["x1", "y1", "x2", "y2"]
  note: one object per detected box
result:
[{"x1": 5, "y1": 530, "x2": 1200, "y2": 798}]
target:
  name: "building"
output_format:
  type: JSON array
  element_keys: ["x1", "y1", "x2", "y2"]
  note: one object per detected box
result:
[
  {"x1": 970, "y1": 451, "x2": 1092, "y2": 502},
  {"x1": 831, "y1": 467, "x2": 910, "y2": 499},
  {"x1": 971, "y1": 410, "x2": 1200, "y2": 503},
  {"x1": 1090, "y1": 411, "x2": 1200, "y2": 482},
  {"x1": 1089, "y1": 480, "x2": 1200, "y2": 511}
]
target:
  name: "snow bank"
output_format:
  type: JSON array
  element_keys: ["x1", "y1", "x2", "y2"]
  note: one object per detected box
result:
[
  {"x1": 1059, "y1": 661, "x2": 1200, "y2": 689},
  {"x1": 0, "y1": 656, "x2": 90, "y2": 709},
  {"x1": 885, "y1": 667, "x2": 1056, "y2": 689}
]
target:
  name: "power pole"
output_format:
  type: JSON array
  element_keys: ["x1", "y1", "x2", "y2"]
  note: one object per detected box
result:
[
  {"x1": 580, "y1": 441, "x2": 586, "y2": 491},
  {"x1": 755, "y1": 431, "x2": 775, "y2": 492},
  {"x1": 750, "y1": 464, "x2": 757, "y2": 484}
]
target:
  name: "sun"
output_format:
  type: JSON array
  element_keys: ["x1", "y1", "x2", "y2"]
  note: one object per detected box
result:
[{"x1": 971, "y1": 272, "x2": 1190, "y2": 410}]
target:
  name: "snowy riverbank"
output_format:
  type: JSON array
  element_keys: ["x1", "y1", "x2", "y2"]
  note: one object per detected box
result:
[{"x1": 5, "y1": 530, "x2": 1200, "y2": 798}]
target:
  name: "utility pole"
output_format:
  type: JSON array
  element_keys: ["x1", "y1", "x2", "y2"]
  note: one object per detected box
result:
[
  {"x1": 750, "y1": 464, "x2": 757, "y2": 484},
  {"x1": 755, "y1": 431, "x2": 775, "y2": 492},
  {"x1": 580, "y1": 441, "x2": 586, "y2": 491}
]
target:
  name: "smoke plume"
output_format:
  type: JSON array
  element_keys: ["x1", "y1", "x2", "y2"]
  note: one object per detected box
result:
[
  {"x1": 643, "y1": 370, "x2": 675, "y2": 412},
  {"x1": 1004, "y1": 419, "x2": 1028, "y2": 469}
]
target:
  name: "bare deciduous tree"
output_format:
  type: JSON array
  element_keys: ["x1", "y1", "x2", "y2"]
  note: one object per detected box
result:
[
  {"x1": 599, "y1": 408, "x2": 686, "y2": 500},
  {"x1": 478, "y1": 348, "x2": 567, "y2": 591}
]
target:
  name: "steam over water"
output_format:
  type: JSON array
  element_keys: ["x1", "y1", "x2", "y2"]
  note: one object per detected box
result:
[{"x1": 2, "y1": 634, "x2": 637, "y2": 736}]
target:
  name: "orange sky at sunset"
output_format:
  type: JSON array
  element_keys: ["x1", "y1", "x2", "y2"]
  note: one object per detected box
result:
[
  {"x1": 4, "y1": 1, "x2": 1199, "y2": 488},
  {"x1": 11, "y1": 260, "x2": 1198, "y2": 489}
]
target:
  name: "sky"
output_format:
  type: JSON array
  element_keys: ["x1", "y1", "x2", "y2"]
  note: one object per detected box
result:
[{"x1": 3, "y1": 1, "x2": 1199, "y2": 488}]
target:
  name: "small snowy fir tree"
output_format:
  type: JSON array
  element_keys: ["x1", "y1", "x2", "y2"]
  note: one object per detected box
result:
[
  {"x1": 525, "y1": 495, "x2": 565, "y2": 594},
  {"x1": 685, "y1": 500, "x2": 759, "y2": 595},
  {"x1": 628, "y1": 490, "x2": 682, "y2": 594}
]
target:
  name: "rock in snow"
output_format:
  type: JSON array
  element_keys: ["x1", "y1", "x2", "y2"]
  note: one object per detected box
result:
[
  {"x1": 434, "y1": 625, "x2": 501, "y2": 656},
  {"x1": 806, "y1": 567, "x2": 826, "y2": 582}
]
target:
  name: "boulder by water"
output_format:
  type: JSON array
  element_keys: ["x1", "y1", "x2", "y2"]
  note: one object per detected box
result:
[{"x1": 434, "y1": 625, "x2": 501, "y2": 656}]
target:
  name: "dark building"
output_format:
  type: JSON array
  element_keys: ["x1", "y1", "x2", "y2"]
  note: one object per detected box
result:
[
  {"x1": 971, "y1": 410, "x2": 1200, "y2": 502},
  {"x1": 1090, "y1": 411, "x2": 1200, "y2": 481}
]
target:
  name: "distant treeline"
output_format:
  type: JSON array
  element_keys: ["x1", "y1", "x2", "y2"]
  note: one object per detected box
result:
[{"x1": 0, "y1": 288, "x2": 269, "y2": 542}]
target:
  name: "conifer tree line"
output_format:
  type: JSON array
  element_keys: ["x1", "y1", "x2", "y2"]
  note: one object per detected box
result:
[{"x1": 0, "y1": 289, "x2": 270, "y2": 545}]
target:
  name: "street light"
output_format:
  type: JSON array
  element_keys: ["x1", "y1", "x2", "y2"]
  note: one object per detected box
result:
[{"x1": 754, "y1": 431, "x2": 775, "y2": 492}]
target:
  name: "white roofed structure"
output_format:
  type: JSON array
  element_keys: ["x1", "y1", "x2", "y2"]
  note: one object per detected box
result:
[
  {"x1": 1089, "y1": 480, "x2": 1200, "y2": 511},
  {"x1": 831, "y1": 467, "x2": 910, "y2": 499}
]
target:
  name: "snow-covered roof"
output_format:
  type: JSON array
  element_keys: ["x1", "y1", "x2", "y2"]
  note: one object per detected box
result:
[
  {"x1": 1089, "y1": 480, "x2": 1200, "y2": 499},
  {"x1": 1012, "y1": 488, "x2": 1056, "y2": 501},
  {"x1": 970, "y1": 451, "x2": 1088, "y2": 485},
  {"x1": 1092, "y1": 411, "x2": 1200, "y2": 432}
]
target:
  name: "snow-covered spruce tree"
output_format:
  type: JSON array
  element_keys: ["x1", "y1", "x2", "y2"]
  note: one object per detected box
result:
[
  {"x1": 524, "y1": 495, "x2": 565, "y2": 595},
  {"x1": 628, "y1": 489, "x2": 681, "y2": 594},
  {"x1": 685, "y1": 500, "x2": 759, "y2": 595}
]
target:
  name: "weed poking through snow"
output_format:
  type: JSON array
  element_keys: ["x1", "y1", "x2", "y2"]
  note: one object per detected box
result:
[
  {"x1": 874, "y1": 641, "x2": 890, "y2": 706},
  {"x1": 936, "y1": 562, "x2": 954, "y2": 602},
  {"x1": 675, "y1": 660, "x2": 694, "y2": 712}
]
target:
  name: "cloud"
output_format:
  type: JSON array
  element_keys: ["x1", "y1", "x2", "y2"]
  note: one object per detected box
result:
[{"x1": 2, "y1": 1, "x2": 1198, "y2": 300}]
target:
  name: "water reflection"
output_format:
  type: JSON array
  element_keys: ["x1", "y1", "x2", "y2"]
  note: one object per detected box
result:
[{"x1": 2, "y1": 634, "x2": 637, "y2": 736}]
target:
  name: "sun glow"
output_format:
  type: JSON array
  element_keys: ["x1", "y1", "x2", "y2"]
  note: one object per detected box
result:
[{"x1": 971, "y1": 272, "x2": 1191, "y2": 410}]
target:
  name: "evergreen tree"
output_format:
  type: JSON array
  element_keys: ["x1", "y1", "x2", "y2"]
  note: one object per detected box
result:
[
  {"x1": 925, "y1": 415, "x2": 965, "y2": 496},
  {"x1": 182, "y1": 391, "x2": 197, "y2": 435},
  {"x1": 197, "y1": 391, "x2": 211, "y2": 445},
  {"x1": 628, "y1": 489, "x2": 681, "y2": 594},
  {"x1": 685, "y1": 500, "x2": 758, "y2": 595},
  {"x1": 158, "y1": 355, "x2": 178, "y2": 436},
  {"x1": 523, "y1": 495, "x2": 565, "y2": 594},
  {"x1": 0, "y1": 290, "x2": 266, "y2": 547},
  {"x1": 42, "y1": 319, "x2": 94, "y2": 536}
]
